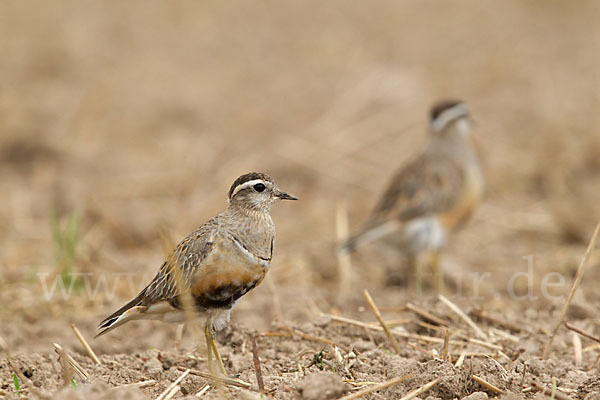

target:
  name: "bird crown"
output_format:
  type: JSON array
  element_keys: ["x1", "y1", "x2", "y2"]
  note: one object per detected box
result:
[{"x1": 430, "y1": 100, "x2": 469, "y2": 132}]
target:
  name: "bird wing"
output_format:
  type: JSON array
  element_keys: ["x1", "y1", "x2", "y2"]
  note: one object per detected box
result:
[
  {"x1": 371, "y1": 153, "x2": 465, "y2": 223},
  {"x1": 96, "y1": 216, "x2": 221, "y2": 333},
  {"x1": 140, "y1": 225, "x2": 218, "y2": 307}
]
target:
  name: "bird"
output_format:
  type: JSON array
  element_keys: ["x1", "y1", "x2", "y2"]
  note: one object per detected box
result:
[
  {"x1": 95, "y1": 172, "x2": 297, "y2": 375},
  {"x1": 340, "y1": 100, "x2": 484, "y2": 292}
]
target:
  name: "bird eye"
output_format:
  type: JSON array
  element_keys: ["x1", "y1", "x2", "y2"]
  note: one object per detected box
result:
[{"x1": 253, "y1": 183, "x2": 266, "y2": 192}]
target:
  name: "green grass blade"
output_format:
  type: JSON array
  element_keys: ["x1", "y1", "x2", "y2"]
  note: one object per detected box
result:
[{"x1": 13, "y1": 373, "x2": 20, "y2": 393}]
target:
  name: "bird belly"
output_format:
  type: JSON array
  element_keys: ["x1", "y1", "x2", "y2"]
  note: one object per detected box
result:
[
  {"x1": 189, "y1": 240, "x2": 268, "y2": 313},
  {"x1": 401, "y1": 217, "x2": 447, "y2": 254},
  {"x1": 212, "y1": 308, "x2": 233, "y2": 331},
  {"x1": 441, "y1": 166, "x2": 484, "y2": 231}
]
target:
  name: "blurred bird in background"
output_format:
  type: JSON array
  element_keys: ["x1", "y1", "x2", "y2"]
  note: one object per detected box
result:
[{"x1": 340, "y1": 100, "x2": 484, "y2": 293}]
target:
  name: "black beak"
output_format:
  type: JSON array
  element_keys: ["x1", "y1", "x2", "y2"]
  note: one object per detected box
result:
[{"x1": 275, "y1": 190, "x2": 298, "y2": 200}]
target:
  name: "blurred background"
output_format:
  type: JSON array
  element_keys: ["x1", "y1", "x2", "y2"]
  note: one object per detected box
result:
[{"x1": 1, "y1": 1, "x2": 600, "y2": 354}]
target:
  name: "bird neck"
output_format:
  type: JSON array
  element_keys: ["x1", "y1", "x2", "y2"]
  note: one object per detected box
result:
[
  {"x1": 224, "y1": 203, "x2": 275, "y2": 259},
  {"x1": 429, "y1": 122, "x2": 478, "y2": 163},
  {"x1": 225, "y1": 203, "x2": 273, "y2": 225}
]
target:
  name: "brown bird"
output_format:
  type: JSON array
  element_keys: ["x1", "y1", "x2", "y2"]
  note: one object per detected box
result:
[
  {"x1": 96, "y1": 172, "x2": 297, "y2": 375},
  {"x1": 340, "y1": 100, "x2": 484, "y2": 292}
]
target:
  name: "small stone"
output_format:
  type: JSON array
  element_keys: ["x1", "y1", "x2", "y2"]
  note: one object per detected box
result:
[
  {"x1": 297, "y1": 372, "x2": 348, "y2": 400},
  {"x1": 54, "y1": 381, "x2": 146, "y2": 400},
  {"x1": 462, "y1": 391, "x2": 488, "y2": 400},
  {"x1": 300, "y1": 323, "x2": 315, "y2": 333},
  {"x1": 352, "y1": 340, "x2": 375, "y2": 352},
  {"x1": 143, "y1": 356, "x2": 163, "y2": 377},
  {"x1": 314, "y1": 315, "x2": 331, "y2": 327},
  {"x1": 499, "y1": 394, "x2": 526, "y2": 400},
  {"x1": 568, "y1": 302, "x2": 596, "y2": 320}
]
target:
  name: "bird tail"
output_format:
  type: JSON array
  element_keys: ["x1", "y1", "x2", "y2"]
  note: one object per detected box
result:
[
  {"x1": 337, "y1": 220, "x2": 402, "y2": 254},
  {"x1": 95, "y1": 292, "x2": 146, "y2": 338},
  {"x1": 337, "y1": 234, "x2": 360, "y2": 254}
]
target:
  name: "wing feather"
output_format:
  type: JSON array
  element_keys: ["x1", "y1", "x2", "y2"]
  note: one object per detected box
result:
[
  {"x1": 139, "y1": 222, "x2": 218, "y2": 306},
  {"x1": 372, "y1": 154, "x2": 465, "y2": 223},
  {"x1": 97, "y1": 216, "x2": 221, "y2": 330}
]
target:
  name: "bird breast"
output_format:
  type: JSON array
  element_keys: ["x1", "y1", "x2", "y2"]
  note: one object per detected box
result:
[
  {"x1": 189, "y1": 233, "x2": 271, "y2": 311},
  {"x1": 439, "y1": 163, "x2": 484, "y2": 232}
]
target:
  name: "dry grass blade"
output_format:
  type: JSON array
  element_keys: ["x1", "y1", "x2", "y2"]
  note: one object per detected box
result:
[
  {"x1": 543, "y1": 221, "x2": 600, "y2": 358},
  {"x1": 175, "y1": 323, "x2": 185, "y2": 351},
  {"x1": 156, "y1": 368, "x2": 190, "y2": 400},
  {"x1": 293, "y1": 329, "x2": 348, "y2": 351},
  {"x1": 170, "y1": 265, "x2": 204, "y2": 347},
  {"x1": 251, "y1": 336, "x2": 265, "y2": 393},
  {"x1": 163, "y1": 385, "x2": 180, "y2": 400},
  {"x1": 177, "y1": 367, "x2": 252, "y2": 389},
  {"x1": 169, "y1": 260, "x2": 225, "y2": 386},
  {"x1": 438, "y1": 295, "x2": 487, "y2": 340},
  {"x1": 489, "y1": 327, "x2": 520, "y2": 343},
  {"x1": 378, "y1": 305, "x2": 408, "y2": 312},
  {"x1": 71, "y1": 324, "x2": 101, "y2": 365},
  {"x1": 565, "y1": 322, "x2": 600, "y2": 344},
  {"x1": 406, "y1": 303, "x2": 449, "y2": 326},
  {"x1": 111, "y1": 380, "x2": 157, "y2": 389},
  {"x1": 572, "y1": 332, "x2": 582, "y2": 366},
  {"x1": 530, "y1": 381, "x2": 573, "y2": 400},
  {"x1": 324, "y1": 313, "x2": 501, "y2": 350},
  {"x1": 338, "y1": 374, "x2": 413, "y2": 400},
  {"x1": 417, "y1": 321, "x2": 464, "y2": 341},
  {"x1": 468, "y1": 338, "x2": 502, "y2": 351},
  {"x1": 398, "y1": 377, "x2": 442, "y2": 400},
  {"x1": 369, "y1": 318, "x2": 411, "y2": 327},
  {"x1": 325, "y1": 313, "x2": 384, "y2": 331},
  {"x1": 421, "y1": 318, "x2": 513, "y2": 348},
  {"x1": 53, "y1": 343, "x2": 90, "y2": 385},
  {"x1": 158, "y1": 225, "x2": 176, "y2": 258},
  {"x1": 442, "y1": 329, "x2": 450, "y2": 362},
  {"x1": 195, "y1": 384, "x2": 210, "y2": 396},
  {"x1": 363, "y1": 289, "x2": 402, "y2": 354},
  {"x1": 266, "y1": 272, "x2": 283, "y2": 321},
  {"x1": 336, "y1": 201, "x2": 352, "y2": 303},
  {"x1": 471, "y1": 375, "x2": 504, "y2": 394},
  {"x1": 471, "y1": 309, "x2": 523, "y2": 333}
]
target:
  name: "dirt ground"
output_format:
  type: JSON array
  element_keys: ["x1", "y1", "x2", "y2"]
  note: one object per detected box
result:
[{"x1": 2, "y1": 1, "x2": 600, "y2": 399}]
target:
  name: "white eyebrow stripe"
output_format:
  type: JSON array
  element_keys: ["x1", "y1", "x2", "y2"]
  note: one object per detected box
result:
[
  {"x1": 431, "y1": 103, "x2": 469, "y2": 132},
  {"x1": 230, "y1": 179, "x2": 267, "y2": 198}
]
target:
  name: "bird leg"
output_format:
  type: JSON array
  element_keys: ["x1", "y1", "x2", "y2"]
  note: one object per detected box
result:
[
  {"x1": 430, "y1": 250, "x2": 444, "y2": 294},
  {"x1": 408, "y1": 255, "x2": 422, "y2": 295},
  {"x1": 204, "y1": 317, "x2": 227, "y2": 376}
]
